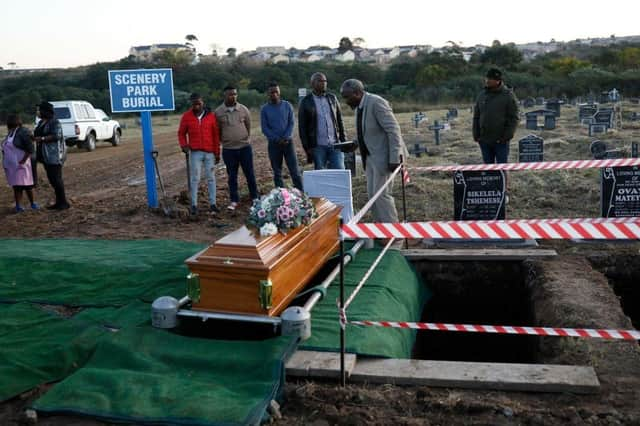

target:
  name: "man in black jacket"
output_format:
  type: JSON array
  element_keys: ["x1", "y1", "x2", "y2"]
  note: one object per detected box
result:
[
  {"x1": 298, "y1": 72, "x2": 346, "y2": 169},
  {"x1": 472, "y1": 68, "x2": 519, "y2": 164}
]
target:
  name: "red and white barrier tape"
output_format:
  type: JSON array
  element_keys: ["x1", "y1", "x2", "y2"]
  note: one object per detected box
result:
[
  {"x1": 349, "y1": 320, "x2": 640, "y2": 341},
  {"x1": 410, "y1": 158, "x2": 640, "y2": 173},
  {"x1": 341, "y1": 218, "x2": 640, "y2": 240}
]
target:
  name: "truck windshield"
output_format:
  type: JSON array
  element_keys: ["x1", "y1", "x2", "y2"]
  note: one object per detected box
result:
[{"x1": 54, "y1": 107, "x2": 71, "y2": 119}]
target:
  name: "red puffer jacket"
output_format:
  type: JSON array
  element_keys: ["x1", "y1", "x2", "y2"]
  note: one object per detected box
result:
[{"x1": 178, "y1": 109, "x2": 220, "y2": 155}]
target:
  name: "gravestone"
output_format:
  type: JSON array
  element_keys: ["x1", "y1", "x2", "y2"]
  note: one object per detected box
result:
[
  {"x1": 518, "y1": 134, "x2": 544, "y2": 162},
  {"x1": 447, "y1": 108, "x2": 458, "y2": 118},
  {"x1": 631, "y1": 112, "x2": 639, "y2": 121},
  {"x1": 408, "y1": 142, "x2": 427, "y2": 158},
  {"x1": 601, "y1": 166, "x2": 640, "y2": 217},
  {"x1": 412, "y1": 112, "x2": 426, "y2": 128},
  {"x1": 590, "y1": 140, "x2": 607, "y2": 160},
  {"x1": 429, "y1": 120, "x2": 445, "y2": 145},
  {"x1": 578, "y1": 104, "x2": 598, "y2": 122},
  {"x1": 544, "y1": 113, "x2": 556, "y2": 130},
  {"x1": 535, "y1": 97, "x2": 545, "y2": 106},
  {"x1": 630, "y1": 98, "x2": 640, "y2": 105},
  {"x1": 589, "y1": 123, "x2": 608, "y2": 136},
  {"x1": 523, "y1": 98, "x2": 535, "y2": 108},
  {"x1": 453, "y1": 170, "x2": 506, "y2": 220},
  {"x1": 545, "y1": 99, "x2": 561, "y2": 117},
  {"x1": 608, "y1": 88, "x2": 620, "y2": 103},
  {"x1": 633, "y1": 142, "x2": 638, "y2": 158},
  {"x1": 599, "y1": 91, "x2": 610, "y2": 104},
  {"x1": 593, "y1": 109, "x2": 614, "y2": 129},
  {"x1": 526, "y1": 113, "x2": 539, "y2": 130}
]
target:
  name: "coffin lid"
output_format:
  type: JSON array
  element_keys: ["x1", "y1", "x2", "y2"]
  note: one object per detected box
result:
[{"x1": 185, "y1": 197, "x2": 339, "y2": 270}]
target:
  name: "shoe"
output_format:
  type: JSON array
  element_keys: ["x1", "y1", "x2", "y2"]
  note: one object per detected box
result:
[
  {"x1": 227, "y1": 202, "x2": 238, "y2": 211},
  {"x1": 46, "y1": 204, "x2": 57, "y2": 210},
  {"x1": 15, "y1": 205, "x2": 24, "y2": 213},
  {"x1": 190, "y1": 205, "x2": 198, "y2": 216},
  {"x1": 31, "y1": 203, "x2": 39, "y2": 210},
  {"x1": 210, "y1": 204, "x2": 220, "y2": 214},
  {"x1": 53, "y1": 203, "x2": 70, "y2": 210}
]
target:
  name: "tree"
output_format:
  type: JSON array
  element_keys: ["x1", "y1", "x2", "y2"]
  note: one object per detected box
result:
[
  {"x1": 353, "y1": 37, "x2": 366, "y2": 48},
  {"x1": 338, "y1": 37, "x2": 353, "y2": 53},
  {"x1": 480, "y1": 42, "x2": 523, "y2": 69},
  {"x1": 547, "y1": 57, "x2": 590, "y2": 76},
  {"x1": 226, "y1": 47, "x2": 237, "y2": 58}
]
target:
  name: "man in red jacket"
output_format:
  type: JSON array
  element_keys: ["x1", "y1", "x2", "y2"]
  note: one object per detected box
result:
[{"x1": 178, "y1": 93, "x2": 221, "y2": 215}]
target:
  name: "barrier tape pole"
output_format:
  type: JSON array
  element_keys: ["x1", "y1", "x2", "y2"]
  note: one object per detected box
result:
[
  {"x1": 343, "y1": 238, "x2": 395, "y2": 311},
  {"x1": 348, "y1": 164, "x2": 402, "y2": 225},
  {"x1": 410, "y1": 158, "x2": 640, "y2": 173},
  {"x1": 348, "y1": 320, "x2": 640, "y2": 341},
  {"x1": 341, "y1": 218, "x2": 640, "y2": 240},
  {"x1": 339, "y1": 218, "x2": 346, "y2": 387}
]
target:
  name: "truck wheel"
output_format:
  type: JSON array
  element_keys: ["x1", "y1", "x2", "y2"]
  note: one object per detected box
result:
[
  {"x1": 85, "y1": 133, "x2": 96, "y2": 152},
  {"x1": 110, "y1": 128, "x2": 121, "y2": 146}
]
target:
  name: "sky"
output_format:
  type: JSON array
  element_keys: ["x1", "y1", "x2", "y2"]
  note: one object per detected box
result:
[{"x1": 3, "y1": 0, "x2": 639, "y2": 69}]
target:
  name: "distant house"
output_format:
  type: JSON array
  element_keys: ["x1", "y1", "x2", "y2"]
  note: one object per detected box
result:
[
  {"x1": 129, "y1": 43, "x2": 192, "y2": 61},
  {"x1": 300, "y1": 53, "x2": 323, "y2": 63},
  {"x1": 245, "y1": 51, "x2": 271, "y2": 64},
  {"x1": 270, "y1": 54, "x2": 290, "y2": 64},
  {"x1": 256, "y1": 46, "x2": 287, "y2": 55},
  {"x1": 334, "y1": 50, "x2": 355, "y2": 62}
]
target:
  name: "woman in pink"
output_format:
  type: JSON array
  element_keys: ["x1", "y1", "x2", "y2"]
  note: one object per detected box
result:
[{"x1": 2, "y1": 114, "x2": 38, "y2": 212}]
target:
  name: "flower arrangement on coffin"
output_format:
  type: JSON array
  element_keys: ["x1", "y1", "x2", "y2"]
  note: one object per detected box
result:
[{"x1": 247, "y1": 188, "x2": 318, "y2": 237}]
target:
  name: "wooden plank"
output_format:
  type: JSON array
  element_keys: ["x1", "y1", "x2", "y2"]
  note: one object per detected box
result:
[
  {"x1": 402, "y1": 248, "x2": 557, "y2": 261},
  {"x1": 349, "y1": 359, "x2": 599, "y2": 394},
  {"x1": 286, "y1": 350, "x2": 357, "y2": 379}
]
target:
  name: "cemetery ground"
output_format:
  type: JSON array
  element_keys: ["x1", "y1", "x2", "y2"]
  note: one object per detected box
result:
[{"x1": 1, "y1": 103, "x2": 640, "y2": 425}]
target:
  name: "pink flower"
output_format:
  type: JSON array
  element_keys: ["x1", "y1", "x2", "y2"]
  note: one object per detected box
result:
[{"x1": 257, "y1": 209, "x2": 266, "y2": 218}]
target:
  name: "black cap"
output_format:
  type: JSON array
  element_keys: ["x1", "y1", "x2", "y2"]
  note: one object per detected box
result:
[
  {"x1": 486, "y1": 68, "x2": 503, "y2": 80},
  {"x1": 189, "y1": 93, "x2": 202, "y2": 102},
  {"x1": 38, "y1": 101, "x2": 54, "y2": 113}
]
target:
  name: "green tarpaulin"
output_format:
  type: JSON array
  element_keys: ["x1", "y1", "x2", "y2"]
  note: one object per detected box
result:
[
  {"x1": 34, "y1": 327, "x2": 297, "y2": 426},
  {"x1": 0, "y1": 239, "x2": 429, "y2": 424},
  {"x1": 0, "y1": 239, "x2": 204, "y2": 306},
  {"x1": 301, "y1": 247, "x2": 430, "y2": 358}
]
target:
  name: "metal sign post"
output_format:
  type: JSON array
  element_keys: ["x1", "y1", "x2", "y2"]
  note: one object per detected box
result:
[{"x1": 108, "y1": 68, "x2": 175, "y2": 208}]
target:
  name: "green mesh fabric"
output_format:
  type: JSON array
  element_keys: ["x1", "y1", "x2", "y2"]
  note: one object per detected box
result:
[
  {"x1": 301, "y1": 247, "x2": 430, "y2": 358},
  {"x1": 34, "y1": 326, "x2": 297, "y2": 426}
]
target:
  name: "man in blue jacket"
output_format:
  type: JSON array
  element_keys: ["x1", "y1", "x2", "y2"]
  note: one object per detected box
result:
[{"x1": 260, "y1": 82, "x2": 303, "y2": 190}]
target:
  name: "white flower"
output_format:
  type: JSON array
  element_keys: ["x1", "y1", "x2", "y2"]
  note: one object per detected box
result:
[{"x1": 260, "y1": 222, "x2": 278, "y2": 237}]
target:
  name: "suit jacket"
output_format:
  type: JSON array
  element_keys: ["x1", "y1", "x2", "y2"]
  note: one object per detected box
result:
[
  {"x1": 356, "y1": 93, "x2": 408, "y2": 171},
  {"x1": 298, "y1": 92, "x2": 346, "y2": 151}
]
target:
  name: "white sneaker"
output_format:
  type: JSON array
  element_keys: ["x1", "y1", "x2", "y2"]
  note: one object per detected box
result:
[{"x1": 227, "y1": 202, "x2": 238, "y2": 211}]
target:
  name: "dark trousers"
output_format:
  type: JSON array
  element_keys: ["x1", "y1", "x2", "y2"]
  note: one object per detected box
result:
[
  {"x1": 267, "y1": 141, "x2": 303, "y2": 191},
  {"x1": 43, "y1": 163, "x2": 68, "y2": 206},
  {"x1": 222, "y1": 145, "x2": 258, "y2": 202},
  {"x1": 479, "y1": 142, "x2": 510, "y2": 164}
]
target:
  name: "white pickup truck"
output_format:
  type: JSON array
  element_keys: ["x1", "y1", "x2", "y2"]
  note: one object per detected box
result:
[{"x1": 49, "y1": 100, "x2": 122, "y2": 151}]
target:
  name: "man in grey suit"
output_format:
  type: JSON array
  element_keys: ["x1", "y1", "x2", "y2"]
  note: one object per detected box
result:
[{"x1": 340, "y1": 79, "x2": 408, "y2": 223}]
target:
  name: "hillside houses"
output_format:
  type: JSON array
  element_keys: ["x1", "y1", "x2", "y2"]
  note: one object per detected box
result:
[{"x1": 129, "y1": 44, "x2": 193, "y2": 61}]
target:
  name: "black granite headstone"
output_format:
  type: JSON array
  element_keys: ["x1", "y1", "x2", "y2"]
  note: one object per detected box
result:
[
  {"x1": 633, "y1": 142, "x2": 639, "y2": 158},
  {"x1": 601, "y1": 166, "x2": 640, "y2": 217},
  {"x1": 518, "y1": 135, "x2": 544, "y2": 162},
  {"x1": 454, "y1": 170, "x2": 506, "y2": 220}
]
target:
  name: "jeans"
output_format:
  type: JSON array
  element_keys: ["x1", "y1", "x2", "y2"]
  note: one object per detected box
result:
[
  {"x1": 479, "y1": 142, "x2": 510, "y2": 164},
  {"x1": 312, "y1": 145, "x2": 344, "y2": 170},
  {"x1": 222, "y1": 145, "x2": 258, "y2": 203},
  {"x1": 268, "y1": 141, "x2": 303, "y2": 190},
  {"x1": 189, "y1": 150, "x2": 216, "y2": 207},
  {"x1": 43, "y1": 163, "x2": 68, "y2": 207}
]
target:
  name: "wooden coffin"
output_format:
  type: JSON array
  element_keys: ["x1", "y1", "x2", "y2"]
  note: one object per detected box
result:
[{"x1": 185, "y1": 198, "x2": 341, "y2": 316}]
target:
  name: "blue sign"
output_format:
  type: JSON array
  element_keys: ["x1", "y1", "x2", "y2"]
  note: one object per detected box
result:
[{"x1": 108, "y1": 68, "x2": 175, "y2": 113}]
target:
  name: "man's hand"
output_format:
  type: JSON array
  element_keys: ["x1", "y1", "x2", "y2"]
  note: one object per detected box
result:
[
  {"x1": 215, "y1": 154, "x2": 220, "y2": 163},
  {"x1": 388, "y1": 162, "x2": 400, "y2": 173},
  {"x1": 181, "y1": 146, "x2": 189, "y2": 154},
  {"x1": 279, "y1": 139, "x2": 290, "y2": 147}
]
